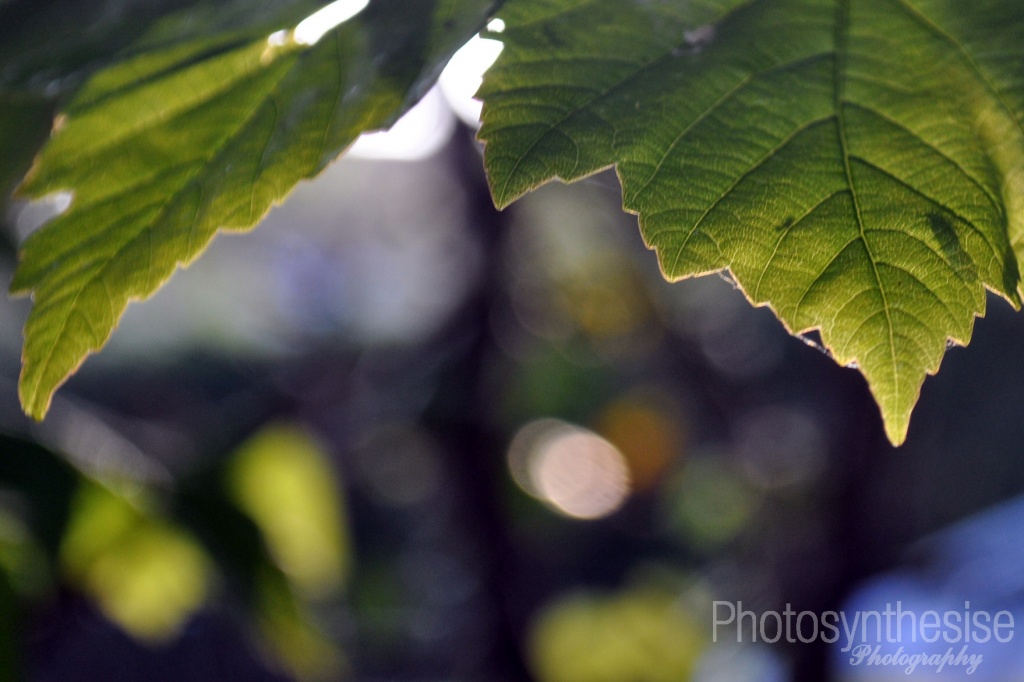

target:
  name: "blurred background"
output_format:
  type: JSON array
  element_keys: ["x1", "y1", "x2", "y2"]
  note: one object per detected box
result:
[{"x1": 3, "y1": 32, "x2": 1024, "y2": 682}]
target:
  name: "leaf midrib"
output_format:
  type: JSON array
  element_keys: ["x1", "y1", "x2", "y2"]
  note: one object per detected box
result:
[{"x1": 835, "y1": 0, "x2": 899, "y2": 401}]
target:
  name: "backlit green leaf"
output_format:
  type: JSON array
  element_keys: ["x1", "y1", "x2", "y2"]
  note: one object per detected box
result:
[
  {"x1": 0, "y1": 0, "x2": 336, "y2": 95},
  {"x1": 479, "y1": 0, "x2": 1024, "y2": 444},
  {"x1": 12, "y1": 0, "x2": 498, "y2": 419}
]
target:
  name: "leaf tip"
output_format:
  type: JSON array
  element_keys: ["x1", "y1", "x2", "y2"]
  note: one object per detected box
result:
[
  {"x1": 490, "y1": 188, "x2": 518, "y2": 211},
  {"x1": 874, "y1": 383, "x2": 915, "y2": 448},
  {"x1": 883, "y1": 417, "x2": 909, "y2": 447},
  {"x1": 18, "y1": 375, "x2": 53, "y2": 422},
  {"x1": 482, "y1": 161, "x2": 527, "y2": 210}
]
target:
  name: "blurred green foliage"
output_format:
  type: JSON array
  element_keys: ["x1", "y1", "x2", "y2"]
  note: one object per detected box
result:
[
  {"x1": 0, "y1": 426, "x2": 351, "y2": 680},
  {"x1": 60, "y1": 481, "x2": 212, "y2": 641},
  {"x1": 529, "y1": 583, "x2": 707, "y2": 682}
]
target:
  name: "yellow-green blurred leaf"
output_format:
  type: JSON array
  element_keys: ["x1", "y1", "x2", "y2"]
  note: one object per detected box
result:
[
  {"x1": 529, "y1": 586, "x2": 707, "y2": 682},
  {"x1": 254, "y1": 567, "x2": 347, "y2": 681},
  {"x1": 227, "y1": 423, "x2": 350, "y2": 597},
  {"x1": 60, "y1": 482, "x2": 211, "y2": 641}
]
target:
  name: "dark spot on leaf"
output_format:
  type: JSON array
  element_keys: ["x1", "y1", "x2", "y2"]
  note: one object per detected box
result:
[
  {"x1": 777, "y1": 216, "x2": 794, "y2": 230},
  {"x1": 542, "y1": 25, "x2": 565, "y2": 47},
  {"x1": 925, "y1": 211, "x2": 975, "y2": 279},
  {"x1": 925, "y1": 212, "x2": 955, "y2": 247}
]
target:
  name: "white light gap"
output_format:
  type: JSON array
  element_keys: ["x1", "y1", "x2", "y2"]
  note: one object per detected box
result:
[{"x1": 294, "y1": 0, "x2": 371, "y2": 46}]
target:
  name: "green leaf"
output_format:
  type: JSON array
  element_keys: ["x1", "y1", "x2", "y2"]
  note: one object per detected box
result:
[
  {"x1": 0, "y1": 0, "x2": 335, "y2": 95},
  {"x1": 11, "y1": 0, "x2": 498, "y2": 420},
  {"x1": 479, "y1": 0, "x2": 1024, "y2": 444}
]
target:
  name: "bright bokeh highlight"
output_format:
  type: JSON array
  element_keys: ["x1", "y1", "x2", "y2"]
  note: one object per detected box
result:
[
  {"x1": 349, "y1": 87, "x2": 455, "y2": 161},
  {"x1": 439, "y1": 34, "x2": 504, "y2": 126},
  {"x1": 510, "y1": 420, "x2": 631, "y2": 520}
]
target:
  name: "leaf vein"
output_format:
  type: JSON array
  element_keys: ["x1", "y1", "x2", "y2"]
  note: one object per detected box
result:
[
  {"x1": 663, "y1": 116, "x2": 834, "y2": 275},
  {"x1": 752, "y1": 188, "x2": 846, "y2": 300},
  {"x1": 835, "y1": 0, "x2": 900, "y2": 396},
  {"x1": 849, "y1": 152, "x2": 999, "y2": 269}
]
